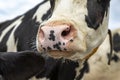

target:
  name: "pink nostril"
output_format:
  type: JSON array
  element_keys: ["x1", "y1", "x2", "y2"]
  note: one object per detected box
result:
[{"x1": 39, "y1": 29, "x2": 45, "y2": 42}]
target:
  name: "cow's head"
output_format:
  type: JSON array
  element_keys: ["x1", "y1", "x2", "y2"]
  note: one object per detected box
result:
[{"x1": 36, "y1": 0, "x2": 110, "y2": 60}]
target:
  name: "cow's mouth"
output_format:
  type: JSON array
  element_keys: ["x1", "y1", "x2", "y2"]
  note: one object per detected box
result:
[
  {"x1": 47, "y1": 50, "x2": 75, "y2": 59},
  {"x1": 38, "y1": 45, "x2": 99, "y2": 61}
]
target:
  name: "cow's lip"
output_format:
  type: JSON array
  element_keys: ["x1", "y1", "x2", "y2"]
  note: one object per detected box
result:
[{"x1": 46, "y1": 50, "x2": 75, "y2": 59}]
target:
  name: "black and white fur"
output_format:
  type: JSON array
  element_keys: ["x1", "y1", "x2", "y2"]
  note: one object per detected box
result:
[{"x1": 0, "y1": 0, "x2": 111, "y2": 80}]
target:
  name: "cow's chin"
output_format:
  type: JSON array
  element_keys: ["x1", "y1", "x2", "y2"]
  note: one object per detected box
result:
[{"x1": 46, "y1": 50, "x2": 76, "y2": 59}]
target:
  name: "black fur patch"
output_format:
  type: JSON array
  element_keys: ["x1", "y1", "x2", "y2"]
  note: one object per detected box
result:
[
  {"x1": 76, "y1": 60, "x2": 89, "y2": 80},
  {"x1": 0, "y1": 51, "x2": 44, "y2": 80},
  {"x1": 107, "y1": 53, "x2": 120, "y2": 62},
  {"x1": 58, "y1": 59, "x2": 79, "y2": 80},
  {"x1": 42, "y1": 0, "x2": 55, "y2": 21},
  {"x1": 36, "y1": 58, "x2": 79, "y2": 80},
  {"x1": 85, "y1": 0, "x2": 110, "y2": 30},
  {"x1": 113, "y1": 33, "x2": 120, "y2": 52},
  {"x1": 42, "y1": 7, "x2": 52, "y2": 21},
  {"x1": 35, "y1": 57, "x2": 59, "y2": 79},
  {"x1": 112, "y1": 54, "x2": 120, "y2": 62},
  {"x1": 0, "y1": 16, "x2": 21, "y2": 36}
]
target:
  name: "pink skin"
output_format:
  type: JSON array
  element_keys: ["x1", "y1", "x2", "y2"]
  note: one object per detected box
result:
[{"x1": 38, "y1": 24, "x2": 74, "y2": 51}]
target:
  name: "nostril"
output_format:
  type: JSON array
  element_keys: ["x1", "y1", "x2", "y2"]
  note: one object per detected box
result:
[
  {"x1": 39, "y1": 28, "x2": 45, "y2": 42},
  {"x1": 61, "y1": 27, "x2": 71, "y2": 37}
]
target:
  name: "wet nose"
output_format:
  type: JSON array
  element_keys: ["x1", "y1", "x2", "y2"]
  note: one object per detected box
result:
[{"x1": 38, "y1": 24, "x2": 75, "y2": 51}]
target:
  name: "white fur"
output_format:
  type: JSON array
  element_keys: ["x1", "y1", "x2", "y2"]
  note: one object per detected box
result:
[
  {"x1": 32, "y1": 1, "x2": 50, "y2": 22},
  {"x1": 0, "y1": 19, "x2": 20, "y2": 42},
  {"x1": 6, "y1": 16, "x2": 24, "y2": 52},
  {"x1": 84, "y1": 29, "x2": 120, "y2": 80}
]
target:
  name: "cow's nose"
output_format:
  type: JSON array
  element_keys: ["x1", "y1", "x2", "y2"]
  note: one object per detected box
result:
[{"x1": 38, "y1": 24, "x2": 76, "y2": 51}]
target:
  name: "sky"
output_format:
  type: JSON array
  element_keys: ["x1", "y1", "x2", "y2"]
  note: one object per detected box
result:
[{"x1": 0, "y1": 0, "x2": 120, "y2": 30}]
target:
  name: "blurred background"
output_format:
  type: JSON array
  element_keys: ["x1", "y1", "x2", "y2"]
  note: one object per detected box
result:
[{"x1": 0, "y1": 0, "x2": 120, "y2": 30}]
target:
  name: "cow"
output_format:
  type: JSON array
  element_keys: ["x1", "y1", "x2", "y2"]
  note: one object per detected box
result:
[
  {"x1": 0, "y1": 0, "x2": 111, "y2": 80},
  {"x1": 0, "y1": 51, "x2": 45, "y2": 80},
  {"x1": 84, "y1": 28, "x2": 120, "y2": 80}
]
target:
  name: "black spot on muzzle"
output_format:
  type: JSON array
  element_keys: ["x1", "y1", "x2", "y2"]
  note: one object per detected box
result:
[{"x1": 49, "y1": 30, "x2": 55, "y2": 41}]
